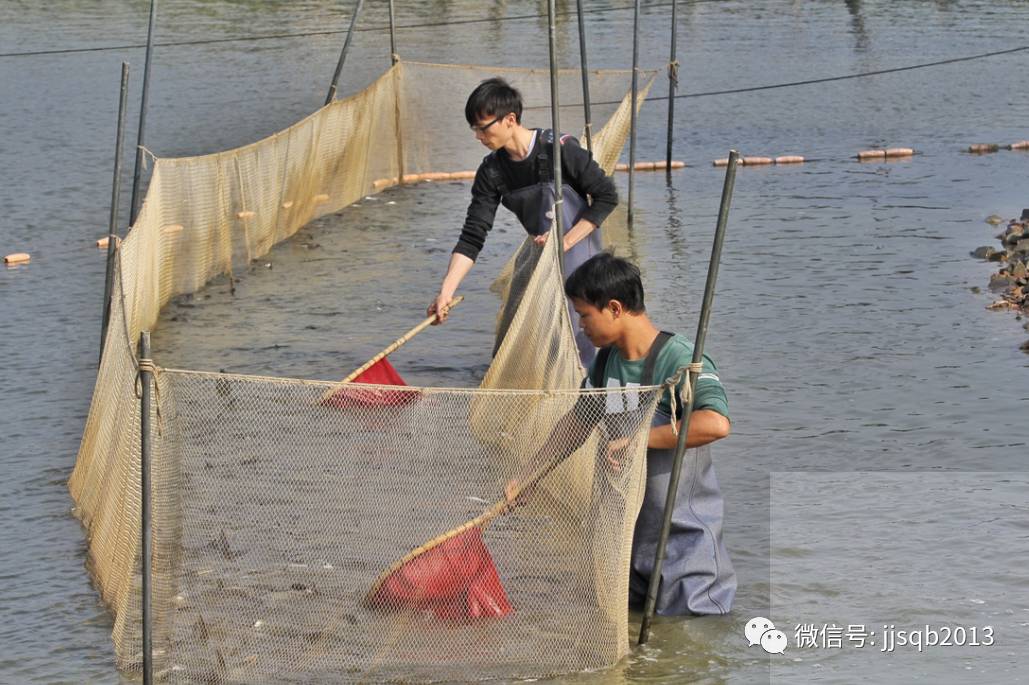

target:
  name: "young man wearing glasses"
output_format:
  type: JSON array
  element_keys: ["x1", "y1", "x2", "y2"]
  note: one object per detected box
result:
[{"x1": 427, "y1": 77, "x2": 618, "y2": 366}]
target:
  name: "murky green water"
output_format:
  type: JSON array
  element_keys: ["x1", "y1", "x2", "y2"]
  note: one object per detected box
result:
[{"x1": 2, "y1": 1, "x2": 1028, "y2": 682}]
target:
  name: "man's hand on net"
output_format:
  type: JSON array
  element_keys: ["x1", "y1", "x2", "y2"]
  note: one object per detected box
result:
[
  {"x1": 532, "y1": 233, "x2": 549, "y2": 246},
  {"x1": 604, "y1": 437, "x2": 632, "y2": 473}
]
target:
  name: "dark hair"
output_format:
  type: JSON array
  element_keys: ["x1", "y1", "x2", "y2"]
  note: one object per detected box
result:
[
  {"x1": 564, "y1": 252, "x2": 646, "y2": 313},
  {"x1": 465, "y1": 77, "x2": 523, "y2": 126}
]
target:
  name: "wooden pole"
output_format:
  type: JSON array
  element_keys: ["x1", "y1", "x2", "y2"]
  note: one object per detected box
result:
[
  {"x1": 139, "y1": 332, "x2": 154, "y2": 685},
  {"x1": 388, "y1": 0, "x2": 398, "y2": 64},
  {"x1": 325, "y1": 0, "x2": 365, "y2": 105},
  {"x1": 547, "y1": 0, "x2": 565, "y2": 279},
  {"x1": 575, "y1": 0, "x2": 593, "y2": 153},
  {"x1": 665, "y1": 0, "x2": 678, "y2": 171},
  {"x1": 129, "y1": 0, "x2": 158, "y2": 226},
  {"x1": 638, "y1": 150, "x2": 739, "y2": 645},
  {"x1": 100, "y1": 63, "x2": 130, "y2": 367},
  {"x1": 627, "y1": 0, "x2": 641, "y2": 228}
]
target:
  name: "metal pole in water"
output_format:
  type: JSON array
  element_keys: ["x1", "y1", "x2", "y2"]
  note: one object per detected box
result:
[
  {"x1": 139, "y1": 332, "x2": 154, "y2": 685},
  {"x1": 627, "y1": 0, "x2": 641, "y2": 227},
  {"x1": 129, "y1": 0, "x2": 158, "y2": 226},
  {"x1": 665, "y1": 0, "x2": 678, "y2": 171},
  {"x1": 388, "y1": 0, "x2": 398, "y2": 65},
  {"x1": 575, "y1": 0, "x2": 593, "y2": 153},
  {"x1": 100, "y1": 63, "x2": 131, "y2": 367},
  {"x1": 325, "y1": 0, "x2": 365, "y2": 105},
  {"x1": 638, "y1": 150, "x2": 738, "y2": 645},
  {"x1": 547, "y1": 0, "x2": 564, "y2": 271}
]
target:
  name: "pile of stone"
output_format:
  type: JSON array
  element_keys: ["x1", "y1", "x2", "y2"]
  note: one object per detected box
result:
[{"x1": 974, "y1": 210, "x2": 1029, "y2": 350}]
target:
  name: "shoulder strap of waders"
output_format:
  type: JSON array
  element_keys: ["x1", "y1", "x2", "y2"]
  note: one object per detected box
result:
[
  {"x1": 536, "y1": 129, "x2": 570, "y2": 185},
  {"x1": 641, "y1": 331, "x2": 675, "y2": 386},
  {"x1": 483, "y1": 152, "x2": 510, "y2": 197},
  {"x1": 590, "y1": 346, "x2": 613, "y2": 389}
]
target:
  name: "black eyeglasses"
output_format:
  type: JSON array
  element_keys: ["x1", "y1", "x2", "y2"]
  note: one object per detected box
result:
[{"x1": 470, "y1": 114, "x2": 506, "y2": 134}]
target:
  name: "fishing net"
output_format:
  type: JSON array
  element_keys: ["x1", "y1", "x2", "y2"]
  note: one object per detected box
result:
[{"x1": 69, "y1": 60, "x2": 660, "y2": 681}]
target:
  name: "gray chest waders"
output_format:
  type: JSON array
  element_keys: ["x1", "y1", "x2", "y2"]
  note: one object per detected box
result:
[{"x1": 490, "y1": 130, "x2": 604, "y2": 367}]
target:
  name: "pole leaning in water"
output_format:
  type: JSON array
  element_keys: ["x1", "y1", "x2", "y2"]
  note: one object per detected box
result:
[
  {"x1": 665, "y1": 0, "x2": 678, "y2": 170},
  {"x1": 638, "y1": 150, "x2": 739, "y2": 645},
  {"x1": 627, "y1": 0, "x2": 641, "y2": 227},
  {"x1": 388, "y1": 0, "x2": 398, "y2": 64},
  {"x1": 325, "y1": 0, "x2": 365, "y2": 105},
  {"x1": 546, "y1": 0, "x2": 565, "y2": 279},
  {"x1": 129, "y1": 0, "x2": 157, "y2": 226},
  {"x1": 575, "y1": 0, "x2": 593, "y2": 153},
  {"x1": 139, "y1": 332, "x2": 155, "y2": 685},
  {"x1": 100, "y1": 63, "x2": 131, "y2": 367}
]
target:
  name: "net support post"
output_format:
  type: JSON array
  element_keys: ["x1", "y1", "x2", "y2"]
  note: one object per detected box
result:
[
  {"x1": 627, "y1": 0, "x2": 641, "y2": 228},
  {"x1": 129, "y1": 0, "x2": 158, "y2": 226},
  {"x1": 325, "y1": 0, "x2": 365, "y2": 105},
  {"x1": 665, "y1": 0, "x2": 678, "y2": 172},
  {"x1": 388, "y1": 0, "x2": 398, "y2": 64},
  {"x1": 575, "y1": 0, "x2": 593, "y2": 153},
  {"x1": 100, "y1": 63, "x2": 131, "y2": 367},
  {"x1": 546, "y1": 0, "x2": 565, "y2": 279},
  {"x1": 138, "y1": 331, "x2": 155, "y2": 685},
  {"x1": 638, "y1": 150, "x2": 738, "y2": 645}
]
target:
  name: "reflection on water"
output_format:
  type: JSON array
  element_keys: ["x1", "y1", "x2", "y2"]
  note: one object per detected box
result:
[{"x1": 1, "y1": 1, "x2": 1028, "y2": 682}]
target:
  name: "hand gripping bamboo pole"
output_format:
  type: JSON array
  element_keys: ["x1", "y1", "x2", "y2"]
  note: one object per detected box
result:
[{"x1": 317, "y1": 295, "x2": 463, "y2": 401}]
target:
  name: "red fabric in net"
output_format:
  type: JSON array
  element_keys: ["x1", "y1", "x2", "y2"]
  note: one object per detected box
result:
[
  {"x1": 369, "y1": 527, "x2": 513, "y2": 620},
  {"x1": 322, "y1": 357, "x2": 420, "y2": 407}
]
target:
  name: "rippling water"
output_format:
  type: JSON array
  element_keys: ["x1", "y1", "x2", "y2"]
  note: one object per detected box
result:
[{"x1": 2, "y1": 1, "x2": 1028, "y2": 682}]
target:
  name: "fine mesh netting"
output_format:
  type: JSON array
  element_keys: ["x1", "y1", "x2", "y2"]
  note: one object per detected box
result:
[{"x1": 69, "y1": 61, "x2": 661, "y2": 681}]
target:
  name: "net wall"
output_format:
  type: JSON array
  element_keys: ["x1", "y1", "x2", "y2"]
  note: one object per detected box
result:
[{"x1": 69, "y1": 61, "x2": 655, "y2": 680}]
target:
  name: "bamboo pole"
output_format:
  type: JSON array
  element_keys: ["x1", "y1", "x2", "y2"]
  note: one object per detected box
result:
[
  {"x1": 139, "y1": 332, "x2": 154, "y2": 685},
  {"x1": 627, "y1": 0, "x2": 641, "y2": 227},
  {"x1": 325, "y1": 0, "x2": 365, "y2": 105},
  {"x1": 665, "y1": 0, "x2": 678, "y2": 170},
  {"x1": 388, "y1": 0, "x2": 398, "y2": 64},
  {"x1": 100, "y1": 63, "x2": 130, "y2": 367},
  {"x1": 638, "y1": 150, "x2": 739, "y2": 645},
  {"x1": 129, "y1": 0, "x2": 158, "y2": 226},
  {"x1": 575, "y1": 0, "x2": 593, "y2": 153},
  {"x1": 547, "y1": 0, "x2": 565, "y2": 279},
  {"x1": 318, "y1": 296, "x2": 464, "y2": 401}
]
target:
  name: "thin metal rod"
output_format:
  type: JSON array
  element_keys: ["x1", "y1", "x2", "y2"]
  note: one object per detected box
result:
[
  {"x1": 547, "y1": 0, "x2": 564, "y2": 265},
  {"x1": 575, "y1": 0, "x2": 593, "y2": 153},
  {"x1": 388, "y1": 0, "x2": 398, "y2": 64},
  {"x1": 129, "y1": 0, "x2": 158, "y2": 226},
  {"x1": 325, "y1": 0, "x2": 365, "y2": 105},
  {"x1": 638, "y1": 150, "x2": 739, "y2": 645},
  {"x1": 627, "y1": 0, "x2": 641, "y2": 227},
  {"x1": 100, "y1": 63, "x2": 131, "y2": 367},
  {"x1": 139, "y1": 331, "x2": 154, "y2": 685},
  {"x1": 665, "y1": 0, "x2": 678, "y2": 169}
]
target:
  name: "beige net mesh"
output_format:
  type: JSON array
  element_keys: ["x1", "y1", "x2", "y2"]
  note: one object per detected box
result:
[{"x1": 69, "y1": 61, "x2": 659, "y2": 681}]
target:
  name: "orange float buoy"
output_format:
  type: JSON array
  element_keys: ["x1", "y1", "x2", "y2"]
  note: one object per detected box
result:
[
  {"x1": 668, "y1": 161, "x2": 686, "y2": 169},
  {"x1": 884, "y1": 147, "x2": 914, "y2": 158},
  {"x1": 447, "y1": 170, "x2": 477, "y2": 180},
  {"x1": 4, "y1": 253, "x2": 30, "y2": 265},
  {"x1": 857, "y1": 149, "x2": 886, "y2": 161},
  {"x1": 633, "y1": 161, "x2": 657, "y2": 171},
  {"x1": 742, "y1": 156, "x2": 773, "y2": 166},
  {"x1": 281, "y1": 200, "x2": 294, "y2": 209},
  {"x1": 372, "y1": 177, "x2": 398, "y2": 190},
  {"x1": 712, "y1": 158, "x2": 730, "y2": 167},
  {"x1": 422, "y1": 172, "x2": 451, "y2": 182},
  {"x1": 401, "y1": 174, "x2": 422, "y2": 184},
  {"x1": 615, "y1": 163, "x2": 630, "y2": 171},
  {"x1": 312, "y1": 194, "x2": 330, "y2": 204},
  {"x1": 775, "y1": 156, "x2": 805, "y2": 164},
  {"x1": 967, "y1": 144, "x2": 999, "y2": 154},
  {"x1": 95, "y1": 236, "x2": 122, "y2": 249},
  {"x1": 236, "y1": 210, "x2": 256, "y2": 219},
  {"x1": 1008, "y1": 141, "x2": 1029, "y2": 150}
]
